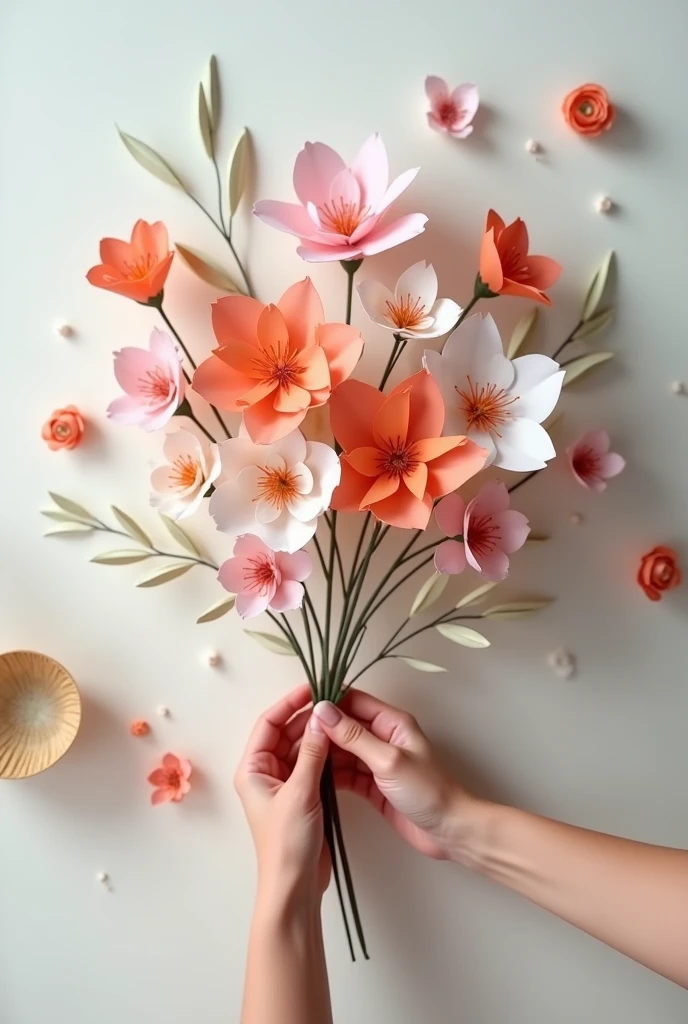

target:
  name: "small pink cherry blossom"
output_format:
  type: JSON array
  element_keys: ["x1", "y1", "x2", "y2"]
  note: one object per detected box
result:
[
  {"x1": 425, "y1": 77, "x2": 479, "y2": 139},
  {"x1": 218, "y1": 535, "x2": 313, "y2": 619},
  {"x1": 108, "y1": 328, "x2": 184, "y2": 431},
  {"x1": 567, "y1": 430, "x2": 625, "y2": 492},
  {"x1": 147, "y1": 753, "x2": 192, "y2": 806},
  {"x1": 434, "y1": 481, "x2": 530, "y2": 581}
]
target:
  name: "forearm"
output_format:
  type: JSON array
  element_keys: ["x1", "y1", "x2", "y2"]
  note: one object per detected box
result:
[{"x1": 453, "y1": 799, "x2": 688, "y2": 988}]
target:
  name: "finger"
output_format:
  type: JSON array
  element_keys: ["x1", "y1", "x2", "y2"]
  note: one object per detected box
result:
[
  {"x1": 242, "y1": 684, "x2": 313, "y2": 757},
  {"x1": 330, "y1": 748, "x2": 372, "y2": 775},
  {"x1": 289, "y1": 714, "x2": 330, "y2": 793},
  {"x1": 333, "y1": 767, "x2": 386, "y2": 813},
  {"x1": 312, "y1": 702, "x2": 393, "y2": 774},
  {"x1": 275, "y1": 708, "x2": 311, "y2": 760},
  {"x1": 339, "y1": 689, "x2": 421, "y2": 746}
]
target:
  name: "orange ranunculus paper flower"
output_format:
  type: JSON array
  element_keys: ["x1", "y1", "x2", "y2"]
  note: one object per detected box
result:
[
  {"x1": 192, "y1": 278, "x2": 363, "y2": 444},
  {"x1": 637, "y1": 546, "x2": 682, "y2": 602},
  {"x1": 41, "y1": 405, "x2": 85, "y2": 451},
  {"x1": 478, "y1": 209, "x2": 562, "y2": 306},
  {"x1": 86, "y1": 219, "x2": 174, "y2": 303},
  {"x1": 562, "y1": 84, "x2": 615, "y2": 137},
  {"x1": 329, "y1": 370, "x2": 487, "y2": 530}
]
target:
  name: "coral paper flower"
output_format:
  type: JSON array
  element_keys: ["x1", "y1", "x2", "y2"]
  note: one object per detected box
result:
[
  {"x1": 148, "y1": 753, "x2": 192, "y2": 805},
  {"x1": 330, "y1": 370, "x2": 487, "y2": 530},
  {"x1": 41, "y1": 405, "x2": 85, "y2": 451},
  {"x1": 150, "y1": 425, "x2": 221, "y2": 520},
  {"x1": 357, "y1": 262, "x2": 460, "y2": 340},
  {"x1": 478, "y1": 210, "x2": 561, "y2": 306},
  {"x1": 192, "y1": 279, "x2": 362, "y2": 444},
  {"x1": 562, "y1": 84, "x2": 615, "y2": 137},
  {"x1": 424, "y1": 313, "x2": 564, "y2": 472},
  {"x1": 637, "y1": 547, "x2": 682, "y2": 602},
  {"x1": 253, "y1": 134, "x2": 427, "y2": 262},
  {"x1": 218, "y1": 535, "x2": 312, "y2": 618},
  {"x1": 210, "y1": 428, "x2": 340, "y2": 553},
  {"x1": 567, "y1": 429, "x2": 625, "y2": 492},
  {"x1": 425, "y1": 77, "x2": 479, "y2": 139},
  {"x1": 108, "y1": 328, "x2": 185, "y2": 431},
  {"x1": 434, "y1": 481, "x2": 530, "y2": 580},
  {"x1": 130, "y1": 719, "x2": 150, "y2": 737},
  {"x1": 86, "y1": 219, "x2": 174, "y2": 303}
]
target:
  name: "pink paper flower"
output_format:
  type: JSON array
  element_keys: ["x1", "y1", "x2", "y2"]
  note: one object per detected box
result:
[
  {"x1": 425, "y1": 77, "x2": 479, "y2": 138},
  {"x1": 253, "y1": 133, "x2": 427, "y2": 262},
  {"x1": 108, "y1": 328, "x2": 184, "y2": 431},
  {"x1": 567, "y1": 430, "x2": 625, "y2": 492},
  {"x1": 218, "y1": 535, "x2": 312, "y2": 618},
  {"x1": 147, "y1": 753, "x2": 192, "y2": 806},
  {"x1": 434, "y1": 481, "x2": 530, "y2": 581}
]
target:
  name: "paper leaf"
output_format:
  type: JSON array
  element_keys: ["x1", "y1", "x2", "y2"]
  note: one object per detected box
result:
[
  {"x1": 44, "y1": 523, "x2": 93, "y2": 536},
  {"x1": 563, "y1": 352, "x2": 614, "y2": 387},
  {"x1": 436, "y1": 623, "x2": 490, "y2": 649},
  {"x1": 47, "y1": 492, "x2": 95, "y2": 522},
  {"x1": 228, "y1": 128, "x2": 250, "y2": 217},
  {"x1": 582, "y1": 251, "x2": 615, "y2": 321},
  {"x1": 159, "y1": 514, "x2": 201, "y2": 557},
  {"x1": 455, "y1": 580, "x2": 498, "y2": 609},
  {"x1": 111, "y1": 506, "x2": 152, "y2": 549},
  {"x1": 526, "y1": 533, "x2": 550, "y2": 543},
  {"x1": 244, "y1": 630, "x2": 296, "y2": 656},
  {"x1": 204, "y1": 55, "x2": 220, "y2": 131},
  {"x1": 507, "y1": 308, "x2": 539, "y2": 359},
  {"x1": 410, "y1": 572, "x2": 449, "y2": 617},
  {"x1": 484, "y1": 599, "x2": 554, "y2": 620},
  {"x1": 396, "y1": 657, "x2": 447, "y2": 673},
  {"x1": 116, "y1": 128, "x2": 185, "y2": 191},
  {"x1": 572, "y1": 309, "x2": 615, "y2": 343},
  {"x1": 91, "y1": 550, "x2": 152, "y2": 565},
  {"x1": 175, "y1": 243, "x2": 241, "y2": 293},
  {"x1": 198, "y1": 84, "x2": 214, "y2": 159},
  {"x1": 41, "y1": 510, "x2": 89, "y2": 524},
  {"x1": 197, "y1": 595, "x2": 236, "y2": 624},
  {"x1": 136, "y1": 563, "x2": 193, "y2": 588}
]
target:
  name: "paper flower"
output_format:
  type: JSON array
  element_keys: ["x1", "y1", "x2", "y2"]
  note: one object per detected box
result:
[
  {"x1": 357, "y1": 262, "x2": 460, "y2": 340},
  {"x1": 147, "y1": 753, "x2": 192, "y2": 805},
  {"x1": 434, "y1": 481, "x2": 530, "y2": 580},
  {"x1": 192, "y1": 280, "x2": 362, "y2": 444},
  {"x1": 425, "y1": 77, "x2": 479, "y2": 138},
  {"x1": 478, "y1": 210, "x2": 561, "y2": 306},
  {"x1": 41, "y1": 405, "x2": 85, "y2": 451},
  {"x1": 424, "y1": 313, "x2": 564, "y2": 472},
  {"x1": 108, "y1": 328, "x2": 184, "y2": 432},
  {"x1": 210, "y1": 428, "x2": 340, "y2": 553},
  {"x1": 150, "y1": 425, "x2": 221, "y2": 520},
  {"x1": 86, "y1": 219, "x2": 174, "y2": 303},
  {"x1": 567, "y1": 430, "x2": 625, "y2": 492},
  {"x1": 218, "y1": 535, "x2": 312, "y2": 618},
  {"x1": 329, "y1": 371, "x2": 487, "y2": 530},
  {"x1": 637, "y1": 547, "x2": 682, "y2": 602},
  {"x1": 562, "y1": 84, "x2": 615, "y2": 137},
  {"x1": 253, "y1": 133, "x2": 427, "y2": 262},
  {"x1": 130, "y1": 720, "x2": 150, "y2": 737}
]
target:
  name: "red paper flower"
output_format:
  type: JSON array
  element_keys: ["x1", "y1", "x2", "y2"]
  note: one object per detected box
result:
[
  {"x1": 637, "y1": 547, "x2": 681, "y2": 602},
  {"x1": 562, "y1": 84, "x2": 615, "y2": 137}
]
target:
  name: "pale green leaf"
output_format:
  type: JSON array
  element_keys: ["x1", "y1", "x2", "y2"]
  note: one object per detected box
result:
[
  {"x1": 47, "y1": 492, "x2": 95, "y2": 522},
  {"x1": 159, "y1": 514, "x2": 201, "y2": 557},
  {"x1": 582, "y1": 251, "x2": 615, "y2": 321},
  {"x1": 244, "y1": 630, "x2": 296, "y2": 656},
  {"x1": 44, "y1": 523, "x2": 93, "y2": 536},
  {"x1": 197, "y1": 595, "x2": 236, "y2": 624},
  {"x1": 436, "y1": 623, "x2": 490, "y2": 649},
  {"x1": 41, "y1": 510, "x2": 90, "y2": 524},
  {"x1": 204, "y1": 55, "x2": 220, "y2": 131},
  {"x1": 455, "y1": 581, "x2": 498, "y2": 609},
  {"x1": 111, "y1": 506, "x2": 152, "y2": 548},
  {"x1": 117, "y1": 128, "x2": 185, "y2": 191},
  {"x1": 526, "y1": 533, "x2": 550, "y2": 543},
  {"x1": 175, "y1": 243, "x2": 241, "y2": 293},
  {"x1": 572, "y1": 308, "x2": 615, "y2": 343},
  {"x1": 198, "y1": 83, "x2": 214, "y2": 159},
  {"x1": 396, "y1": 657, "x2": 447, "y2": 673},
  {"x1": 484, "y1": 599, "x2": 554, "y2": 620},
  {"x1": 136, "y1": 563, "x2": 194, "y2": 588},
  {"x1": 563, "y1": 352, "x2": 614, "y2": 387},
  {"x1": 507, "y1": 307, "x2": 539, "y2": 359},
  {"x1": 228, "y1": 128, "x2": 250, "y2": 217},
  {"x1": 410, "y1": 572, "x2": 449, "y2": 617},
  {"x1": 91, "y1": 550, "x2": 152, "y2": 565}
]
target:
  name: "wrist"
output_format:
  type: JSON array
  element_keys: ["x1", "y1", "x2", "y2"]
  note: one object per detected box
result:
[
  {"x1": 443, "y1": 793, "x2": 505, "y2": 870},
  {"x1": 255, "y1": 872, "x2": 322, "y2": 928}
]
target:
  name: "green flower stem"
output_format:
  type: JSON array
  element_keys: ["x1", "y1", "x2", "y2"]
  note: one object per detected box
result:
[
  {"x1": 324, "y1": 513, "x2": 346, "y2": 592},
  {"x1": 175, "y1": 398, "x2": 215, "y2": 445},
  {"x1": 378, "y1": 333, "x2": 404, "y2": 390},
  {"x1": 321, "y1": 509, "x2": 339, "y2": 701},
  {"x1": 211, "y1": 156, "x2": 227, "y2": 235},
  {"x1": 345, "y1": 512, "x2": 371, "y2": 599},
  {"x1": 552, "y1": 319, "x2": 584, "y2": 361},
  {"x1": 452, "y1": 293, "x2": 479, "y2": 330},
  {"x1": 320, "y1": 767, "x2": 356, "y2": 961},
  {"x1": 312, "y1": 533, "x2": 328, "y2": 576},
  {"x1": 303, "y1": 590, "x2": 324, "y2": 648},
  {"x1": 328, "y1": 521, "x2": 382, "y2": 697},
  {"x1": 300, "y1": 600, "x2": 317, "y2": 687},
  {"x1": 226, "y1": 230, "x2": 254, "y2": 299},
  {"x1": 326, "y1": 768, "x2": 369, "y2": 960},
  {"x1": 508, "y1": 469, "x2": 540, "y2": 494},
  {"x1": 341, "y1": 258, "x2": 362, "y2": 323},
  {"x1": 265, "y1": 610, "x2": 315, "y2": 694}
]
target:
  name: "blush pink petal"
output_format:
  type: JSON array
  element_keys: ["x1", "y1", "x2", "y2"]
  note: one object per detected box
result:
[
  {"x1": 296, "y1": 242, "x2": 364, "y2": 262},
  {"x1": 435, "y1": 538, "x2": 467, "y2": 575},
  {"x1": 425, "y1": 75, "x2": 450, "y2": 104},
  {"x1": 217, "y1": 556, "x2": 253, "y2": 594},
  {"x1": 495, "y1": 510, "x2": 531, "y2": 552},
  {"x1": 113, "y1": 348, "x2": 158, "y2": 393},
  {"x1": 252, "y1": 200, "x2": 319, "y2": 238},
  {"x1": 107, "y1": 394, "x2": 148, "y2": 425},
  {"x1": 600, "y1": 452, "x2": 626, "y2": 478},
  {"x1": 450, "y1": 83, "x2": 479, "y2": 125},
  {"x1": 468, "y1": 480, "x2": 509, "y2": 518},
  {"x1": 236, "y1": 591, "x2": 273, "y2": 618},
  {"x1": 376, "y1": 168, "x2": 421, "y2": 216},
  {"x1": 351, "y1": 132, "x2": 389, "y2": 209},
  {"x1": 293, "y1": 141, "x2": 346, "y2": 208},
  {"x1": 233, "y1": 534, "x2": 272, "y2": 559},
  {"x1": 358, "y1": 214, "x2": 428, "y2": 256},
  {"x1": 269, "y1": 579, "x2": 305, "y2": 612},
  {"x1": 275, "y1": 550, "x2": 313, "y2": 582},
  {"x1": 435, "y1": 491, "x2": 466, "y2": 537},
  {"x1": 466, "y1": 544, "x2": 510, "y2": 582}
]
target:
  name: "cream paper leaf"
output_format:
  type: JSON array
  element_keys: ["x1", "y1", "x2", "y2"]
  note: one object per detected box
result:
[
  {"x1": 563, "y1": 352, "x2": 614, "y2": 387},
  {"x1": 197, "y1": 595, "x2": 236, "y2": 624},
  {"x1": 136, "y1": 563, "x2": 193, "y2": 588},
  {"x1": 410, "y1": 572, "x2": 449, "y2": 617},
  {"x1": 117, "y1": 128, "x2": 185, "y2": 191},
  {"x1": 47, "y1": 492, "x2": 95, "y2": 522},
  {"x1": 159, "y1": 514, "x2": 202, "y2": 557},
  {"x1": 91, "y1": 550, "x2": 152, "y2": 565},
  {"x1": 436, "y1": 623, "x2": 490, "y2": 648},
  {"x1": 396, "y1": 657, "x2": 447, "y2": 673},
  {"x1": 111, "y1": 506, "x2": 152, "y2": 548},
  {"x1": 571, "y1": 309, "x2": 615, "y2": 343},
  {"x1": 507, "y1": 308, "x2": 539, "y2": 359},
  {"x1": 582, "y1": 251, "x2": 615, "y2": 321},
  {"x1": 44, "y1": 523, "x2": 93, "y2": 536},
  {"x1": 204, "y1": 55, "x2": 220, "y2": 131},
  {"x1": 244, "y1": 630, "x2": 296, "y2": 656},
  {"x1": 198, "y1": 83, "x2": 214, "y2": 159},
  {"x1": 175, "y1": 243, "x2": 241, "y2": 293},
  {"x1": 228, "y1": 128, "x2": 250, "y2": 217},
  {"x1": 455, "y1": 581, "x2": 498, "y2": 609},
  {"x1": 484, "y1": 599, "x2": 554, "y2": 620}
]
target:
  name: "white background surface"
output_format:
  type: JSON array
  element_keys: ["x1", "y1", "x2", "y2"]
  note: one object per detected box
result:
[{"x1": 2, "y1": 0, "x2": 688, "y2": 1021}]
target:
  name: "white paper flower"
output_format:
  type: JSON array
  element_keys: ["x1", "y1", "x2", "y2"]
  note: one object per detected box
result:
[
  {"x1": 357, "y1": 262, "x2": 460, "y2": 340},
  {"x1": 149, "y1": 425, "x2": 221, "y2": 520},
  {"x1": 423, "y1": 313, "x2": 564, "y2": 472},
  {"x1": 209, "y1": 429, "x2": 340, "y2": 553}
]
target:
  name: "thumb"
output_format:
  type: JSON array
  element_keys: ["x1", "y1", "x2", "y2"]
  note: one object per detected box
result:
[
  {"x1": 312, "y1": 701, "x2": 391, "y2": 774},
  {"x1": 289, "y1": 714, "x2": 330, "y2": 792}
]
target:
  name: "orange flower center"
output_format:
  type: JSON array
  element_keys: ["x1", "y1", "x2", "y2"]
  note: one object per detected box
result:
[
  {"x1": 255, "y1": 463, "x2": 300, "y2": 509},
  {"x1": 170, "y1": 454, "x2": 199, "y2": 490},
  {"x1": 124, "y1": 253, "x2": 157, "y2": 280},
  {"x1": 138, "y1": 366, "x2": 171, "y2": 402},
  {"x1": 318, "y1": 197, "x2": 370, "y2": 237},
  {"x1": 456, "y1": 376, "x2": 518, "y2": 435},
  {"x1": 385, "y1": 293, "x2": 427, "y2": 329},
  {"x1": 578, "y1": 101, "x2": 594, "y2": 116},
  {"x1": 467, "y1": 513, "x2": 501, "y2": 556},
  {"x1": 572, "y1": 445, "x2": 600, "y2": 480},
  {"x1": 253, "y1": 341, "x2": 303, "y2": 389},
  {"x1": 377, "y1": 440, "x2": 420, "y2": 477},
  {"x1": 244, "y1": 555, "x2": 278, "y2": 594}
]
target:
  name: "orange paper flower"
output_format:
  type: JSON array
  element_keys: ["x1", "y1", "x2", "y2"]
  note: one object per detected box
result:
[
  {"x1": 147, "y1": 753, "x2": 192, "y2": 805},
  {"x1": 41, "y1": 405, "x2": 85, "y2": 451},
  {"x1": 192, "y1": 278, "x2": 363, "y2": 444},
  {"x1": 130, "y1": 720, "x2": 150, "y2": 737},
  {"x1": 479, "y1": 210, "x2": 562, "y2": 306},
  {"x1": 329, "y1": 370, "x2": 487, "y2": 530},
  {"x1": 86, "y1": 219, "x2": 173, "y2": 303},
  {"x1": 637, "y1": 546, "x2": 682, "y2": 602},
  {"x1": 562, "y1": 84, "x2": 615, "y2": 137}
]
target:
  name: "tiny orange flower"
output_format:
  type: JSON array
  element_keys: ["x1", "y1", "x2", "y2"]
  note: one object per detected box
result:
[
  {"x1": 148, "y1": 753, "x2": 192, "y2": 805},
  {"x1": 130, "y1": 720, "x2": 150, "y2": 737},
  {"x1": 562, "y1": 84, "x2": 615, "y2": 137},
  {"x1": 86, "y1": 219, "x2": 173, "y2": 303},
  {"x1": 41, "y1": 405, "x2": 85, "y2": 451},
  {"x1": 637, "y1": 546, "x2": 681, "y2": 602}
]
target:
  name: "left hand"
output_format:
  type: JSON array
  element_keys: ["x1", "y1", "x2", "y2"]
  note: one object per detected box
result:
[{"x1": 234, "y1": 684, "x2": 331, "y2": 902}]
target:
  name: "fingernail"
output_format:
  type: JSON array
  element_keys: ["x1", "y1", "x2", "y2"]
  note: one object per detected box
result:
[
  {"x1": 313, "y1": 701, "x2": 341, "y2": 727},
  {"x1": 309, "y1": 712, "x2": 324, "y2": 734}
]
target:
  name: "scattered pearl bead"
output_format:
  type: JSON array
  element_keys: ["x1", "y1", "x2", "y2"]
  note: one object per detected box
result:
[
  {"x1": 547, "y1": 648, "x2": 576, "y2": 680},
  {"x1": 205, "y1": 650, "x2": 221, "y2": 667},
  {"x1": 157, "y1": 705, "x2": 170, "y2": 717},
  {"x1": 525, "y1": 139, "x2": 542, "y2": 154},
  {"x1": 570, "y1": 512, "x2": 584, "y2": 526},
  {"x1": 595, "y1": 195, "x2": 613, "y2": 214},
  {"x1": 670, "y1": 380, "x2": 686, "y2": 395},
  {"x1": 54, "y1": 320, "x2": 75, "y2": 338},
  {"x1": 96, "y1": 871, "x2": 109, "y2": 884}
]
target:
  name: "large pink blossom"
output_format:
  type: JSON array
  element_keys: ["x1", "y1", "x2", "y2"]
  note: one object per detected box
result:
[
  {"x1": 218, "y1": 535, "x2": 313, "y2": 618},
  {"x1": 434, "y1": 481, "x2": 530, "y2": 581},
  {"x1": 108, "y1": 328, "x2": 184, "y2": 431},
  {"x1": 567, "y1": 429, "x2": 625, "y2": 492},
  {"x1": 253, "y1": 133, "x2": 427, "y2": 262}
]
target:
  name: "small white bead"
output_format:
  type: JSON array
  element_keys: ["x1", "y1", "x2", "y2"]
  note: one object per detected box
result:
[
  {"x1": 157, "y1": 705, "x2": 170, "y2": 717},
  {"x1": 670, "y1": 380, "x2": 686, "y2": 395},
  {"x1": 205, "y1": 650, "x2": 221, "y2": 667},
  {"x1": 525, "y1": 139, "x2": 541, "y2": 154},
  {"x1": 595, "y1": 195, "x2": 613, "y2": 213},
  {"x1": 547, "y1": 648, "x2": 576, "y2": 679},
  {"x1": 570, "y1": 512, "x2": 584, "y2": 526},
  {"x1": 54, "y1": 320, "x2": 74, "y2": 338},
  {"x1": 96, "y1": 871, "x2": 109, "y2": 883}
]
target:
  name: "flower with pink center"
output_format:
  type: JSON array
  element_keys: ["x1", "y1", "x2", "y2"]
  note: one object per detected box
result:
[
  {"x1": 147, "y1": 753, "x2": 192, "y2": 806},
  {"x1": 108, "y1": 328, "x2": 184, "y2": 431},
  {"x1": 434, "y1": 481, "x2": 530, "y2": 581},
  {"x1": 425, "y1": 77, "x2": 479, "y2": 139},
  {"x1": 218, "y1": 534, "x2": 312, "y2": 618},
  {"x1": 567, "y1": 429, "x2": 625, "y2": 492},
  {"x1": 253, "y1": 133, "x2": 427, "y2": 263}
]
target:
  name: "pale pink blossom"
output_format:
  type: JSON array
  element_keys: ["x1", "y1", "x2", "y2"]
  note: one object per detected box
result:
[
  {"x1": 567, "y1": 430, "x2": 625, "y2": 492},
  {"x1": 253, "y1": 133, "x2": 427, "y2": 262},
  {"x1": 147, "y1": 753, "x2": 192, "y2": 806},
  {"x1": 218, "y1": 535, "x2": 312, "y2": 618},
  {"x1": 425, "y1": 77, "x2": 479, "y2": 138},
  {"x1": 108, "y1": 328, "x2": 184, "y2": 431},
  {"x1": 434, "y1": 481, "x2": 530, "y2": 581}
]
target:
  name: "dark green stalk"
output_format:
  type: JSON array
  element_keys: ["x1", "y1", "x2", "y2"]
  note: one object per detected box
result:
[
  {"x1": 452, "y1": 293, "x2": 479, "y2": 329},
  {"x1": 378, "y1": 333, "x2": 403, "y2": 390},
  {"x1": 324, "y1": 513, "x2": 346, "y2": 593},
  {"x1": 300, "y1": 601, "x2": 317, "y2": 692},
  {"x1": 303, "y1": 590, "x2": 324, "y2": 649},
  {"x1": 326, "y1": 768, "x2": 369, "y2": 959},
  {"x1": 552, "y1": 319, "x2": 584, "y2": 361},
  {"x1": 321, "y1": 773, "x2": 355, "y2": 961},
  {"x1": 508, "y1": 470, "x2": 540, "y2": 494},
  {"x1": 312, "y1": 533, "x2": 328, "y2": 576},
  {"x1": 322, "y1": 510, "x2": 339, "y2": 700},
  {"x1": 329, "y1": 522, "x2": 382, "y2": 693},
  {"x1": 265, "y1": 611, "x2": 314, "y2": 691},
  {"x1": 212, "y1": 156, "x2": 227, "y2": 235},
  {"x1": 346, "y1": 513, "x2": 371, "y2": 598}
]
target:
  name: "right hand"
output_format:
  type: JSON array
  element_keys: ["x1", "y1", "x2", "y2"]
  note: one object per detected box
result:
[{"x1": 312, "y1": 690, "x2": 475, "y2": 860}]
